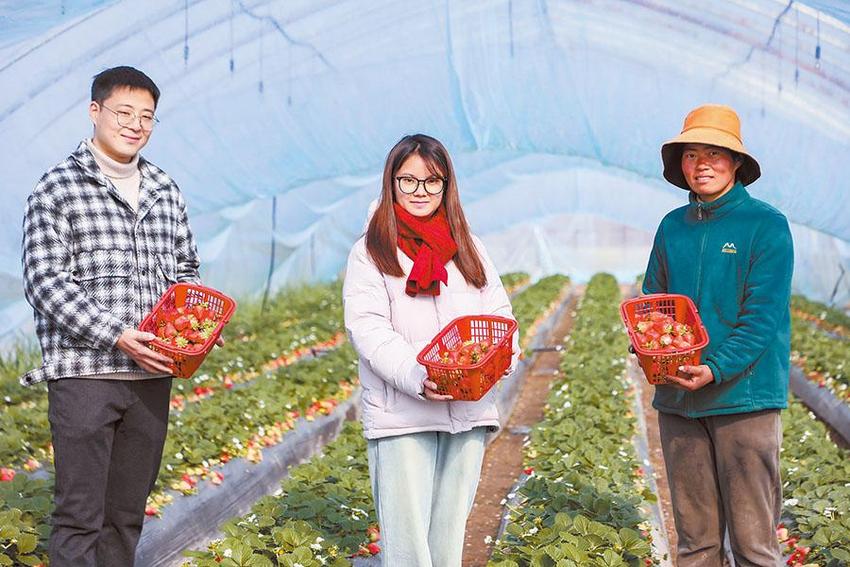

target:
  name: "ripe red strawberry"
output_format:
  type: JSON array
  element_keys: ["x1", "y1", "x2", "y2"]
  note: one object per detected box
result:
[{"x1": 173, "y1": 315, "x2": 191, "y2": 331}]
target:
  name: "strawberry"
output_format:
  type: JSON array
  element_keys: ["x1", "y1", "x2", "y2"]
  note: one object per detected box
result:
[
  {"x1": 659, "y1": 334, "x2": 673, "y2": 346},
  {"x1": 636, "y1": 320, "x2": 653, "y2": 333},
  {"x1": 173, "y1": 315, "x2": 191, "y2": 331},
  {"x1": 366, "y1": 542, "x2": 381, "y2": 555},
  {"x1": 366, "y1": 525, "x2": 381, "y2": 542},
  {"x1": 0, "y1": 467, "x2": 15, "y2": 482}
]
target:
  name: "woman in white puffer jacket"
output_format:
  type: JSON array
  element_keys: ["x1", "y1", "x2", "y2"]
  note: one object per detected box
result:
[{"x1": 343, "y1": 134, "x2": 518, "y2": 567}]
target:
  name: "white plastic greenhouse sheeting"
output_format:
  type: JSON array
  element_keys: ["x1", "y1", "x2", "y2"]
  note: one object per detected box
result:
[{"x1": 1, "y1": 0, "x2": 849, "y2": 347}]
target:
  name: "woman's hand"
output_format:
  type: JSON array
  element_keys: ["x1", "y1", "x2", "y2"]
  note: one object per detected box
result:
[{"x1": 422, "y1": 379, "x2": 453, "y2": 401}]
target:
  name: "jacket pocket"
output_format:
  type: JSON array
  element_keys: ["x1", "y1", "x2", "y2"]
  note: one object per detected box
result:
[
  {"x1": 65, "y1": 248, "x2": 134, "y2": 347},
  {"x1": 71, "y1": 248, "x2": 133, "y2": 311},
  {"x1": 383, "y1": 382, "x2": 399, "y2": 412}
]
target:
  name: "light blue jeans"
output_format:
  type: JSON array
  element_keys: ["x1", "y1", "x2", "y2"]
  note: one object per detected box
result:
[{"x1": 366, "y1": 427, "x2": 487, "y2": 567}]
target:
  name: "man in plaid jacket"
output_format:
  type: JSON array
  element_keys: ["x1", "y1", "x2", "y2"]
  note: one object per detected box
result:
[{"x1": 21, "y1": 67, "x2": 203, "y2": 566}]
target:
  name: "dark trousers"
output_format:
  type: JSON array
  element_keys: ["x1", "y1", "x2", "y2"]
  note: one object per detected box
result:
[
  {"x1": 658, "y1": 409, "x2": 783, "y2": 567},
  {"x1": 47, "y1": 377, "x2": 171, "y2": 567}
]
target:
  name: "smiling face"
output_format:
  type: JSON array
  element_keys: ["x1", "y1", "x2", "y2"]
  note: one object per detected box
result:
[
  {"x1": 89, "y1": 86, "x2": 155, "y2": 163},
  {"x1": 393, "y1": 153, "x2": 445, "y2": 217},
  {"x1": 680, "y1": 143, "x2": 742, "y2": 202}
]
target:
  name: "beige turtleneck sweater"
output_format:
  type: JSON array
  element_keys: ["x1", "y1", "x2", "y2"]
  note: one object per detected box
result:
[{"x1": 87, "y1": 139, "x2": 141, "y2": 211}]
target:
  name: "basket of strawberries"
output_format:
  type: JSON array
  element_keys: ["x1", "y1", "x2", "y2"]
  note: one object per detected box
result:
[
  {"x1": 619, "y1": 293, "x2": 709, "y2": 385},
  {"x1": 139, "y1": 283, "x2": 237, "y2": 379},
  {"x1": 417, "y1": 315, "x2": 518, "y2": 401}
]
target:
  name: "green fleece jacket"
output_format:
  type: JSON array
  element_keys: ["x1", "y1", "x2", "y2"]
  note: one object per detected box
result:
[{"x1": 643, "y1": 182, "x2": 794, "y2": 417}]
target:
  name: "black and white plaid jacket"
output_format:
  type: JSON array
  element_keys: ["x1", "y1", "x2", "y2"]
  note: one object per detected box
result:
[{"x1": 20, "y1": 141, "x2": 200, "y2": 385}]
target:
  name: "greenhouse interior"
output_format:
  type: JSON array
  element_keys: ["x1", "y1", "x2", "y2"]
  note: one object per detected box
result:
[{"x1": 1, "y1": 1, "x2": 848, "y2": 566}]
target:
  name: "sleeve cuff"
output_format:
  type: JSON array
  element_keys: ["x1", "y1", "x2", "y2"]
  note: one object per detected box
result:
[
  {"x1": 401, "y1": 362, "x2": 428, "y2": 400},
  {"x1": 90, "y1": 317, "x2": 126, "y2": 350},
  {"x1": 705, "y1": 359, "x2": 723, "y2": 384}
]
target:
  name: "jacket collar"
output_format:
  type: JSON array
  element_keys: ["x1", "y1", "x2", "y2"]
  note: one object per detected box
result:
[
  {"x1": 70, "y1": 140, "x2": 162, "y2": 216},
  {"x1": 688, "y1": 181, "x2": 749, "y2": 220}
]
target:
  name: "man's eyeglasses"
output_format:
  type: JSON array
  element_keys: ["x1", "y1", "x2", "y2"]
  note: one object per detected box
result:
[
  {"x1": 395, "y1": 175, "x2": 446, "y2": 195},
  {"x1": 100, "y1": 104, "x2": 159, "y2": 131}
]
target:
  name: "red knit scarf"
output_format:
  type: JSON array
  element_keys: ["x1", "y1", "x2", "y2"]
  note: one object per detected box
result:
[{"x1": 394, "y1": 203, "x2": 458, "y2": 297}]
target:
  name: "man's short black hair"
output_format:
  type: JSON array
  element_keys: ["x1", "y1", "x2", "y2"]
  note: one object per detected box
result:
[{"x1": 91, "y1": 66, "x2": 160, "y2": 107}]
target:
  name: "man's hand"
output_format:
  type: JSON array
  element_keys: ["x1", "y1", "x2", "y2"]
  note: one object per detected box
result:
[
  {"x1": 666, "y1": 364, "x2": 715, "y2": 391},
  {"x1": 422, "y1": 379, "x2": 453, "y2": 401},
  {"x1": 216, "y1": 335, "x2": 225, "y2": 347},
  {"x1": 116, "y1": 329, "x2": 175, "y2": 374}
]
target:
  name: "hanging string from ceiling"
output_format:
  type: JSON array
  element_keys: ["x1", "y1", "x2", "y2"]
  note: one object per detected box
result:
[
  {"x1": 286, "y1": 43, "x2": 292, "y2": 106},
  {"x1": 794, "y1": 3, "x2": 799, "y2": 85},
  {"x1": 815, "y1": 10, "x2": 821, "y2": 69},
  {"x1": 777, "y1": 7, "x2": 783, "y2": 93},
  {"x1": 183, "y1": 0, "x2": 190, "y2": 66},
  {"x1": 229, "y1": 0, "x2": 235, "y2": 73},
  {"x1": 508, "y1": 0, "x2": 514, "y2": 58},
  {"x1": 259, "y1": 18, "x2": 264, "y2": 94}
]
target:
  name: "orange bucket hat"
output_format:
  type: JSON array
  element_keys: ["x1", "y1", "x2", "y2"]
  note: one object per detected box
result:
[{"x1": 661, "y1": 104, "x2": 761, "y2": 190}]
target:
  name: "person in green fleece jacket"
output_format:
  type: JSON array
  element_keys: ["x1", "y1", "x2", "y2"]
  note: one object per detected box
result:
[{"x1": 643, "y1": 104, "x2": 794, "y2": 567}]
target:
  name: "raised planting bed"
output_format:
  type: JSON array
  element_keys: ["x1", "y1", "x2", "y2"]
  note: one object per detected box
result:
[{"x1": 489, "y1": 273, "x2": 661, "y2": 567}]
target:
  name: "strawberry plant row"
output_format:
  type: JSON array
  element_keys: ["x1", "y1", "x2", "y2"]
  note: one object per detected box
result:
[
  {"x1": 512, "y1": 275, "x2": 571, "y2": 353},
  {"x1": 0, "y1": 281, "x2": 344, "y2": 415},
  {"x1": 791, "y1": 295, "x2": 850, "y2": 338},
  {"x1": 791, "y1": 318, "x2": 850, "y2": 404},
  {"x1": 182, "y1": 420, "x2": 372, "y2": 566},
  {"x1": 178, "y1": 275, "x2": 577, "y2": 566},
  {"x1": 779, "y1": 397, "x2": 850, "y2": 565},
  {"x1": 501, "y1": 272, "x2": 531, "y2": 295},
  {"x1": 0, "y1": 345, "x2": 359, "y2": 564},
  {"x1": 490, "y1": 273, "x2": 659, "y2": 567}
]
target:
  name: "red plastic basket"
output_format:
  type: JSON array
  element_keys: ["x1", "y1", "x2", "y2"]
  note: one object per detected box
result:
[
  {"x1": 619, "y1": 294, "x2": 709, "y2": 385},
  {"x1": 139, "y1": 283, "x2": 237, "y2": 379},
  {"x1": 417, "y1": 315, "x2": 518, "y2": 401}
]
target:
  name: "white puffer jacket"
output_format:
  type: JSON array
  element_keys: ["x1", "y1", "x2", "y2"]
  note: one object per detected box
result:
[{"x1": 343, "y1": 235, "x2": 518, "y2": 440}]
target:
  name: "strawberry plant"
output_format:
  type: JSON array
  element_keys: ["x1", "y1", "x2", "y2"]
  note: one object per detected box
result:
[
  {"x1": 0, "y1": 343, "x2": 43, "y2": 407},
  {"x1": 779, "y1": 398, "x2": 850, "y2": 566},
  {"x1": 0, "y1": 472, "x2": 52, "y2": 565}
]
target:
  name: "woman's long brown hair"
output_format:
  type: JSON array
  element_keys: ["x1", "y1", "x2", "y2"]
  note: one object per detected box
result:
[{"x1": 365, "y1": 134, "x2": 487, "y2": 289}]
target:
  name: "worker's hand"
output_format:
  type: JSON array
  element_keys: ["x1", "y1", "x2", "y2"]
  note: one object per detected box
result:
[
  {"x1": 116, "y1": 329, "x2": 174, "y2": 374},
  {"x1": 666, "y1": 364, "x2": 714, "y2": 391},
  {"x1": 422, "y1": 379, "x2": 453, "y2": 401}
]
